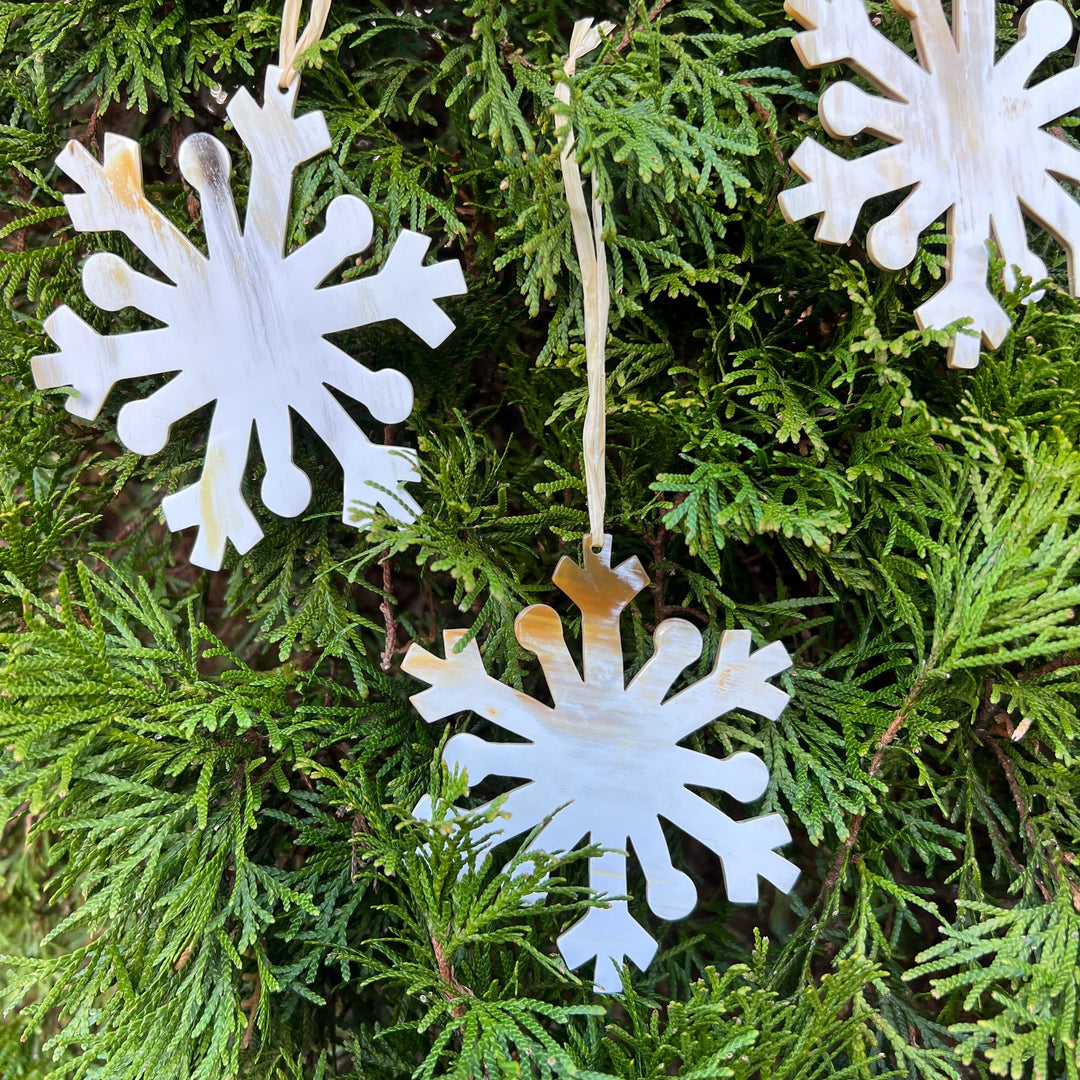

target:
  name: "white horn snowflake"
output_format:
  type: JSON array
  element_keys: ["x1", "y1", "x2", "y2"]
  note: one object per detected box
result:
[
  {"x1": 403, "y1": 536, "x2": 799, "y2": 993},
  {"x1": 32, "y1": 66, "x2": 466, "y2": 569},
  {"x1": 780, "y1": 0, "x2": 1080, "y2": 370}
]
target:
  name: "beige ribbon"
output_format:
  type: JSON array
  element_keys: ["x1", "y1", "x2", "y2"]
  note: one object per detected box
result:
[
  {"x1": 279, "y1": 0, "x2": 333, "y2": 88},
  {"x1": 556, "y1": 19, "x2": 615, "y2": 549}
]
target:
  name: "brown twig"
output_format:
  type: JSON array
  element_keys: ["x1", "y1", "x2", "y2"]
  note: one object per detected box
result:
[
  {"x1": 240, "y1": 970, "x2": 260, "y2": 1050},
  {"x1": 350, "y1": 811, "x2": 369, "y2": 882},
  {"x1": 615, "y1": 0, "x2": 676, "y2": 52},
  {"x1": 380, "y1": 557, "x2": 398, "y2": 673},
  {"x1": 431, "y1": 933, "x2": 473, "y2": 1018},
  {"x1": 819, "y1": 662, "x2": 933, "y2": 899},
  {"x1": 1018, "y1": 655, "x2": 1080, "y2": 682},
  {"x1": 981, "y1": 807, "x2": 1027, "y2": 878},
  {"x1": 973, "y1": 671, "x2": 1062, "y2": 898},
  {"x1": 648, "y1": 526, "x2": 669, "y2": 619},
  {"x1": 379, "y1": 556, "x2": 398, "y2": 669},
  {"x1": 6, "y1": 167, "x2": 32, "y2": 253},
  {"x1": 740, "y1": 80, "x2": 785, "y2": 168},
  {"x1": 979, "y1": 732, "x2": 1056, "y2": 901},
  {"x1": 378, "y1": 424, "x2": 401, "y2": 672},
  {"x1": 77, "y1": 99, "x2": 102, "y2": 150},
  {"x1": 501, "y1": 35, "x2": 536, "y2": 69}
]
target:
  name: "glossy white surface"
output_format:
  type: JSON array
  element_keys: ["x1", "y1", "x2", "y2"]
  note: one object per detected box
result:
[
  {"x1": 404, "y1": 536, "x2": 799, "y2": 993},
  {"x1": 781, "y1": 0, "x2": 1080, "y2": 369},
  {"x1": 33, "y1": 66, "x2": 466, "y2": 568}
]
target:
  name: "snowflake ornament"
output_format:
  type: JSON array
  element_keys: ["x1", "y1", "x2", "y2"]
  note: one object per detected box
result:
[
  {"x1": 403, "y1": 536, "x2": 799, "y2": 993},
  {"x1": 779, "y1": 0, "x2": 1080, "y2": 369},
  {"x1": 32, "y1": 66, "x2": 466, "y2": 569}
]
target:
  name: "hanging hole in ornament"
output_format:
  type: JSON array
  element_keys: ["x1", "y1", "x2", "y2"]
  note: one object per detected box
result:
[{"x1": 584, "y1": 533, "x2": 612, "y2": 559}]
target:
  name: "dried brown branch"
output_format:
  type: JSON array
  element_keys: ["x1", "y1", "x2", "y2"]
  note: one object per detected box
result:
[
  {"x1": 381, "y1": 557, "x2": 398, "y2": 673},
  {"x1": 819, "y1": 661, "x2": 934, "y2": 899},
  {"x1": 431, "y1": 933, "x2": 473, "y2": 1017},
  {"x1": 240, "y1": 970, "x2": 260, "y2": 1050},
  {"x1": 615, "y1": 0, "x2": 676, "y2": 53},
  {"x1": 979, "y1": 731, "x2": 1057, "y2": 901}
]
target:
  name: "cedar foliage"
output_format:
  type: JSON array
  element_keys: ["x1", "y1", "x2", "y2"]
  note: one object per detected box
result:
[{"x1": 1, "y1": 0, "x2": 1079, "y2": 1077}]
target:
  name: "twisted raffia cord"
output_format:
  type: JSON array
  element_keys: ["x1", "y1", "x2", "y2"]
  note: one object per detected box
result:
[
  {"x1": 555, "y1": 18, "x2": 615, "y2": 548},
  {"x1": 279, "y1": 0, "x2": 333, "y2": 87}
]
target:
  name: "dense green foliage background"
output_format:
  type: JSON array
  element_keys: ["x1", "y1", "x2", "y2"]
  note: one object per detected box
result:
[{"x1": 2, "y1": 0, "x2": 1080, "y2": 1076}]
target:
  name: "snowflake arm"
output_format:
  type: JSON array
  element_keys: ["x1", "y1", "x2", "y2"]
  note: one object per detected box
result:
[
  {"x1": 403, "y1": 630, "x2": 557, "y2": 744},
  {"x1": 56, "y1": 133, "x2": 206, "y2": 285},
  {"x1": 516, "y1": 605, "x2": 586, "y2": 703},
  {"x1": 671, "y1": 747, "x2": 772, "y2": 802},
  {"x1": 287, "y1": 196, "x2": 466, "y2": 348},
  {"x1": 161, "y1": 407, "x2": 262, "y2": 569},
  {"x1": 781, "y1": 141, "x2": 918, "y2": 246},
  {"x1": 415, "y1": 779, "x2": 571, "y2": 853},
  {"x1": 1021, "y1": 134, "x2": 1080, "y2": 294},
  {"x1": 251, "y1": 404, "x2": 312, "y2": 519},
  {"x1": 558, "y1": 849, "x2": 658, "y2": 994},
  {"x1": 284, "y1": 194, "x2": 375, "y2": 287},
  {"x1": 624, "y1": 814, "x2": 697, "y2": 920},
  {"x1": 1000, "y1": 4, "x2": 1079, "y2": 123},
  {"x1": 32, "y1": 311, "x2": 183, "y2": 422},
  {"x1": 665, "y1": 787, "x2": 800, "y2": 902},
  {"x1": 912, "y1": 230, "x2": 1012, "y2": 366},
  {"x1": 226, "y1": 67, "x2": 331, "y2": 255},
  {"x1": 78, "y1": 251, "x2": 183, "y2": 324},
  {"x1": 625, "y1": 618, "x2": 704, "y2": 704},
  {"x1": 314, "y1": 231, "x2": 467, "y2": 348},
  {"x1": 661, "y1": 630, "x2": 792, "y2": 742},
  {"x1": 440, "y1": 732, "x2": 537, "y2": 786},
  {"x1": 282, "y1": 378, "x2": 422, "y2": 524},
  {"x1": 552, "y1": 536, "x2": 649, "y2": 692},
  {"x1": 786, "y1": 0, "x2": 926, "y2": 98}
]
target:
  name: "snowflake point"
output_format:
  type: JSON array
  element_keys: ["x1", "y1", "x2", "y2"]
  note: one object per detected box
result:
[
  {"x1": 516, "y1": 603, "x2": 567, "y2": 653},
  {"x1": 626, "y1": 617, "x2": 703, "y2": 707},
  {"x1": 712, "y1": 751, "x2": 771, "y2": 803},
  {"x1": 402, "y1": 632, "x2": 493, "y2": 724},
  {"x1": 1022, "y1": 0, "x2": 1074, "y2": 51},
  {"x1": 559, "y1": 900, "x2": 657, "y2": 994},
  {"x1": 177, "y1": 132, "x2": 232, "y2": 195},
  {"x1": 81, "y1": 252, "x2": 148, "y2": 315},
  {"x1": 260, "y1": 456, "x2": 312, "y2": 518},
  {"x1": 553, "y1": 534, "x2": 649, "y2": 615}
]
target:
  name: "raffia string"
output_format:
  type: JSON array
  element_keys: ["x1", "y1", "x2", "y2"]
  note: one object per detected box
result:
[
  {"x1": 555, "y1": 18, "x2": 615, "y2": 549},
  {"x1": 279, "y1": 0, "x2": 333, "y2": 88}
]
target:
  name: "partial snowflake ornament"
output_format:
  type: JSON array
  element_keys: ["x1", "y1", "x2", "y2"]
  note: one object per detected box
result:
[
  {"x1": 32, "y1": 66, "x2": 466, "y2": 569},
  {"x1": 780, "y1": 0, "x2": 1080, "y2": 369},
  {"x1": 403, "y1": 536, "x2": 799, "y2": 993}
]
